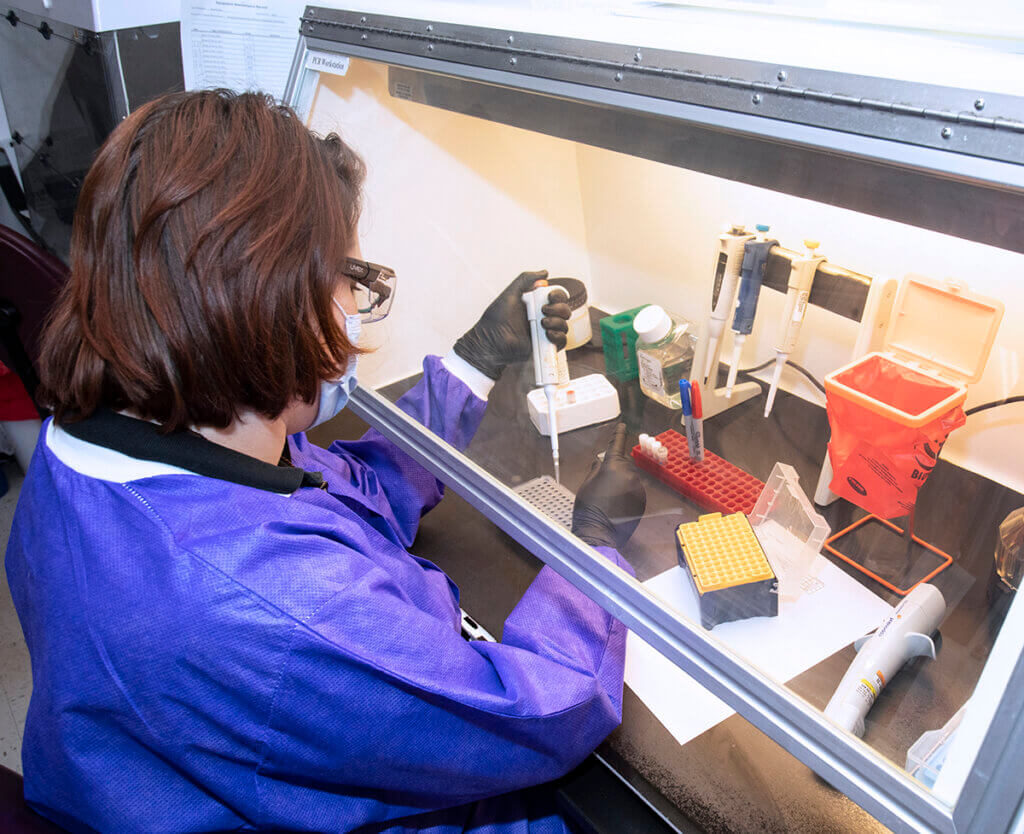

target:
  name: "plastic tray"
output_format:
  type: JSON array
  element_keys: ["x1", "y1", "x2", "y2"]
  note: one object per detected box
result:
[
  {"x1": 632, "y1": 429, "x2": 764, "y2": 515},
  {"x1": 748, "y1": 462, "x2": 830, "y2": 602}
]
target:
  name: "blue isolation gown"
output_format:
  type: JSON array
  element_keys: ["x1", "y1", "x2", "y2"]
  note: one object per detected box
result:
[{"x1": 5, "y1": 356, "x2": 631, "y2": 833}]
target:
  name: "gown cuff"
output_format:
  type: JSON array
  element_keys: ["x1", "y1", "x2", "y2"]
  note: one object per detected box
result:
[{"x1": 441, "y1": 350, "x2": 495, "y2": 401}]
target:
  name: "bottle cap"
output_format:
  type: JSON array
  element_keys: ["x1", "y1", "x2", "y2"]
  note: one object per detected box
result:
[
  {"x1": 633, "y1": 305, "x2": 672, "y2": 343},
  {"x1": 756, "y1": 224, "x2": 771, "y2": 232}
]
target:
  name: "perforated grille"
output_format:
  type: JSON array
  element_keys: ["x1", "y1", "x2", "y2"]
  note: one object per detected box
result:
[{"x1": 514, "y1": 476, "x2": 576, "y2": 529}]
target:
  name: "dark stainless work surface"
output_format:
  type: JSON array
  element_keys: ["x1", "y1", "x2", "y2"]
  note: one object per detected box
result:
[{"x1": 312, "y1": 312, "x2": 1018, "y2": 833}]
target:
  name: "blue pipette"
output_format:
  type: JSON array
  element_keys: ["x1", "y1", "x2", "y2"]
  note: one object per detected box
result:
[{"x1": 726, "y1": 224, "x2": 778, "y2": 397}]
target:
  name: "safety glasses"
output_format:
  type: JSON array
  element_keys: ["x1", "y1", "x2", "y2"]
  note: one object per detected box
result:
[{"x1": 341, "y1": 257, "x2": 396, "y2": 323}]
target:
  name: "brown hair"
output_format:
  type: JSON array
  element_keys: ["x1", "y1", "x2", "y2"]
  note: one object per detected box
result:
[{"x1": 38, "y1": 89, "x2": 366, "y2": 431}]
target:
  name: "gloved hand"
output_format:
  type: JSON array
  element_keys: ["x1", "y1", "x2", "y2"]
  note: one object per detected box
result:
[
  {"x1": 453, "y1": 270, "x2": 572, "y2": 381},
  {"x1": 572, "y1": 424, "x2": 647, "y2": 550}
]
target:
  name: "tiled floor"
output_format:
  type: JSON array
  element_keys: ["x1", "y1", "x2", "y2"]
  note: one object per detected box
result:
[{"x1": 0, "y1": 465, "x2": 29, "y2": 775}]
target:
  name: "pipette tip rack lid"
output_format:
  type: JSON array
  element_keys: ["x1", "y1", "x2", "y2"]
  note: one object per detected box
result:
[
  {"x1": 675, "y1": 512, "x2": 778, "y2": 629},
  {"x1": 631, "y1": 430, "x2": 764, "y2": 515}
]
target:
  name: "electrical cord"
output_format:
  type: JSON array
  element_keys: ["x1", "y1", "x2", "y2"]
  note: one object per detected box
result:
[
  {"x1": 739, "y1": 358, "x2": 826, "y2": 395},
  {"x1": 738, "y1": 358, "x2": 1022, "y2": 417},
  {"x1": 965, "y1": 396, "x2": 1024, "y2": 417}
]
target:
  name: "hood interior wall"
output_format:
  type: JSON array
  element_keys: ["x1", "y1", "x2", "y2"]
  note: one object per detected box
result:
[
  {"x1": 304, "y1": 56, "x2": 1024, "y2": 496},
  {"x1": 305, "y1": 58, "x2": 592, "y2": 392}
]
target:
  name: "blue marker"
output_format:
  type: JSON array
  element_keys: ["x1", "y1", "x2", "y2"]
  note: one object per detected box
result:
[{"x1": 726, "y1": 224, "x2": 778, "y2": 397}]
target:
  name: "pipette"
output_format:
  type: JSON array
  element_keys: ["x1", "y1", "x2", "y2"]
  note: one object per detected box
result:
[
  {"x1": 703, "y1": 225, "x2": 755, "y2": 385},
  {"x1": 522, "y1": 279, "x2": 570, "y2": 483},
  {"x1": 764, "y1": 239, "x2": 825, "y2": 417},
  {"x1": 825, "y1": 583, "x2": 945, "y2": 737},
  {"x1": 725, "y1": 224, "x2": 777, "y2": 397}
]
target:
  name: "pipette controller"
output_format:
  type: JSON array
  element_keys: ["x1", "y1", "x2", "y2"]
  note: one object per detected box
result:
[
  {"x1": 522, "y1": 279, "x2": 570, "y2": 482},
  {"x1": 764, "y1": 239, "x2": 825, "y2": 417},
  {"x1": 825, "y1": 583, "x2": 945, "y2": 737},
  {"x1": 726, "y1": 225, "x2": 777, "y2": 397},
  {"x1": 703, "y1": 225, "x2": 755, "y2": 385}
]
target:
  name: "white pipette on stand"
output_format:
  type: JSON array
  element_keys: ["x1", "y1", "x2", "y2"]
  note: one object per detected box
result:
[
  {"x1": 764, "y1": 239, "x2": 825, "y2": 417},
  {"x1": 703, "y1": 225, "x2": 755, "y2": 386},
  {"x1": 522, "y1": 279, "x2": 570, "y2": 483}
]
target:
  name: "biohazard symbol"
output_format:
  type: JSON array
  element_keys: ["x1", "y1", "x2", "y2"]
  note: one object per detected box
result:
[
  {"x1": 846, "y1": 476, "x2": 868, "y2": 496},
  {"x1": 908, "y1": 441, "x2": 943, "y2": 483},
  {"x1": 914, "y1": 441, "x2": 941, "y2": 475}
]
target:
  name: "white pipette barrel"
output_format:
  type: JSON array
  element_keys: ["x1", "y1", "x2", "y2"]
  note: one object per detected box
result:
[
  {"x1": 703, "y1": 226, "x2": 754, "y2": 385},
  {"x1": 522, "y1": 280, "x2": 569, "y2": 482},
  {"x1": 764, "y1": 239, "x2": 824, "y2": 417},
  {"x1": 825, "y1": 583, "x2": 945, "y2": 737},
  {"x1": 725, "y1": 334, "x2": 746, "y2": 398}
]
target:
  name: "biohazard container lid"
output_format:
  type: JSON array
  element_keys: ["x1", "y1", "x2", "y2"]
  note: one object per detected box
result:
[
  {"x1": 885, "y1": 274, "x2": 1004, "y2": 384},
  {"x1": 824, "y1": 275, "x2": 1004, "y2": 427}
]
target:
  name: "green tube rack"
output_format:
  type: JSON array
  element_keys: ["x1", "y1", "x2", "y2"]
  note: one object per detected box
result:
[{"x1": 599, "y1": 306, "x2": 649, "y2": 381}]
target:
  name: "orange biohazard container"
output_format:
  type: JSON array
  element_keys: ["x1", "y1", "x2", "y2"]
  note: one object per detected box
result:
[{"x1": 823, "y1": 275, "x2": 1003, "y2": 594}]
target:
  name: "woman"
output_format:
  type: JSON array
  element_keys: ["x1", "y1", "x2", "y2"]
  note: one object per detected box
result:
[{"x1": 5, "y1": 90, "x2": 645, "y2": 833}]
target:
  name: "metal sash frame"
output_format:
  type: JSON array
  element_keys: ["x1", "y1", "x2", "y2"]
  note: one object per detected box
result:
[
  {"x1": 293, "y1": 6, "x2": 1024, "y2": 257},
  {"x1": 284, "y1": 15, "x2": 1024, "y2": 831}
]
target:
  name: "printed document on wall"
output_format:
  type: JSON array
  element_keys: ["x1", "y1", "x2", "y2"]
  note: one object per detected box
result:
[{"x1": 181, "y1": 0, "x2": 306, "y2": 100}]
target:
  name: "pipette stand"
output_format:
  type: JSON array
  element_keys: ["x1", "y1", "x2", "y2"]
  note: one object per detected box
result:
[{"x1": 690, "y1": 318, "x2": 761, "y2": 420}]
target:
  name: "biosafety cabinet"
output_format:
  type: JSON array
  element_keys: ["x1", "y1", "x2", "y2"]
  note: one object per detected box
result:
[
  {"x1": 287, "y1": 5, "x2": 1024, "y2": 832},
  {"x1": 0, "y1": 1, "x2": 182, "y2": 256}
]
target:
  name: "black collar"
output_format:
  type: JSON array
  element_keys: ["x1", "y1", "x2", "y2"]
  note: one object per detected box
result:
[{"x1": 61, "y1": 409, "x2": 325, "y2": 494}]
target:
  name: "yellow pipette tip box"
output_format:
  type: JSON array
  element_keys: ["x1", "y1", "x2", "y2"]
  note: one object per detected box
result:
[{"x1": 676, "y1": 512, "x2": 779, "y2": 629}]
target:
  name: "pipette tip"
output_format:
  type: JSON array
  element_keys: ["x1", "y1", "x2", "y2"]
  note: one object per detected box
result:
[
  {"x1": 764, "y1": 355, "x2": 785, "y2": 417},
  {"x1": 702, "y1": 345, "x2": 716, "y2": 387},
  {"x1": 553, "y1": 455, "x2": 561, "y2": 484},
  {"x1": 725, "y1": 341, "x2": 743, "y2": 398}
]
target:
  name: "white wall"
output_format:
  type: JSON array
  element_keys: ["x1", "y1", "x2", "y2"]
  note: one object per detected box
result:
[
  {"x1": 306, "y1": 60, "x2": 592, "y2": 388},
  {"x1": 575, "y1": 143, "x2": 1024, "y2": 494},
  {"x1": 8, "y1": 0, "x2": 178, "y2": 31}
]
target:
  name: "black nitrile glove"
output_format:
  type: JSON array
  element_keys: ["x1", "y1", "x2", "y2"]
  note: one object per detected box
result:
[
  {"x1": 453, "y1": 270, "x2": 572, "y2": 380},
  {"x1": 572, "y1": 423, "x2": 647, "y2": 549}
]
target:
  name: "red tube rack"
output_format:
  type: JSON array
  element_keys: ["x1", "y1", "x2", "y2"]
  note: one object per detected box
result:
[{"x1": 631, "y1": 429, "x2": 764, "y2": 515}]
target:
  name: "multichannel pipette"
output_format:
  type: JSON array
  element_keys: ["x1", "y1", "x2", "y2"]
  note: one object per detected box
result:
[
  {"x1": 764, "y1": 239, "x2": 825, "y2": 417},
  {"x1": 825, "y1": 583, "x2": 945, "y2": 737},
  {"x1": 726, "y1": 224, "x2": 777, "y2": 397},
  {"x1": 522, "y1": 279, "x2": 570, "y2": 483},
  {"x1": 703, "y1": 225, "x2": 755, "y2": 385}
]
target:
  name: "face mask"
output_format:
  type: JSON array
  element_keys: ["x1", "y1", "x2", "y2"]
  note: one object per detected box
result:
[{"x1": 308, "y1": 303, "x2": 361, "y2": 429}]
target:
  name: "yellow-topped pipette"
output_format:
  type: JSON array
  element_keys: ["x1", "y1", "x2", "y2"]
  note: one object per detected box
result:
[{"x1": 764, "y1": 239, "x2": 825, "y2": 417}]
